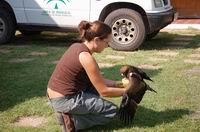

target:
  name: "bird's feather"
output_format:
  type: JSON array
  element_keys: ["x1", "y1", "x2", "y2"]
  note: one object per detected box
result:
[{"x1": 118, "y1": 65, "x2": 157, "y2": 124}]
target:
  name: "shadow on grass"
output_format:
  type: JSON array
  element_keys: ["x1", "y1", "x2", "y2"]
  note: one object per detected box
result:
[
  {"x1": 88, "y1": 106, "x2": 189, "y2": 131},
  {"x1": 11, "y1": 31, "x2": 81, "y2": 47},
  {"x1": 7, "y1": 31, "x2": 200, "y2": 50},
  {"x1": 134, "y1": 106, "x2": 189, "y2": 127},
  {"x1": 140, "y1": 31, "x2": 200, "y2": 51}
]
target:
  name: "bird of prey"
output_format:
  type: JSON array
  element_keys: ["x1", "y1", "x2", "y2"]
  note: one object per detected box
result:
[
  {"x1": 120, "y1": 65, "x2": 153, "y2": 82},
  {"x1": 118, "y1": 65, "x2": 157, "y2": 124}
]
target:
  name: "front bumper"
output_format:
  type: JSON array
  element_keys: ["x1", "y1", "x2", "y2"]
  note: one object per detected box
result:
[{"x1": 146, "y1": 8, "x2": 177, "y2": 34}]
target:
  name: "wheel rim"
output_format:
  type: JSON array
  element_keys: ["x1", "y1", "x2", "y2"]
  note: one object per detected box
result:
[
  {"x1": 112, "y1": 18, "x2": 138, "y2": 45},
  {"x1": 0, "y1": 18, "x2": 5, "y2": 36}
]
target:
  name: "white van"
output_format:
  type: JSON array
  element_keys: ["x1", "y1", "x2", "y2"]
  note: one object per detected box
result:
[{"x1": 0, "y1": 0, "x2": 176, "y2": 51}]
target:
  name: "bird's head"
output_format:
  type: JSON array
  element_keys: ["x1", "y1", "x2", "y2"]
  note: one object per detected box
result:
[
  {"x1": 128, "y1": 71, "x2": 142, "y2": 81},
  {"x1": 119, "y1": 65, "x2": 131, "y2": 78}
]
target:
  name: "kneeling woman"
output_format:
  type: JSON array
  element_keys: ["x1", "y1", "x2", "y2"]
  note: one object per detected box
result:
[{"x1": 47, "y1": 20, "x2": 127, "y2": 131}]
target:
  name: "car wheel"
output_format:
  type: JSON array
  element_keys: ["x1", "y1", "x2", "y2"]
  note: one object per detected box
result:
[
  {"x1": 104, "y1": 8, "x2": 146, "y2": 51},
  {"x1": 0, "y1": 9, "x2": 16, "y2": 44}
]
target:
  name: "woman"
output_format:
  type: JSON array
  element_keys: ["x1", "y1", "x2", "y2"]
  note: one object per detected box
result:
[{"x1": 47, "y1": 20, "x2": 127, "y2": 131}]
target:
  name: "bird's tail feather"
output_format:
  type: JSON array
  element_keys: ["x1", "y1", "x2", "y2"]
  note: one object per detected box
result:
[{"x1": 145, "y1": 83, "x2": 157, "y2": 93}]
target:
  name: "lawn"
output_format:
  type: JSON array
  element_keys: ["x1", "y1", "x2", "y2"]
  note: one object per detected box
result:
[{"x1": 0, "y1": 30, "x2": 200, "y2": 132}]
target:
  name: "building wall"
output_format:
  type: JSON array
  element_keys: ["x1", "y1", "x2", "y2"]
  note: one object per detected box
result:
[{"x1": 171, "y1": 0, "x2": 200, "y2": 18}]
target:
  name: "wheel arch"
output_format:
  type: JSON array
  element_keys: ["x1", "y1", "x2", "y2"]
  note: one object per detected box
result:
[
  {"x1": 0, "y1": 0, "x2": 17, "y2": 25},
  {"x1": 98, "y1": 2, "x2": 150, "y2": 33}
]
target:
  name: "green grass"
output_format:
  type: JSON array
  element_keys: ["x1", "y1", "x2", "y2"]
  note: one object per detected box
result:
[{"x1": 0, "y1": 30, "x2": 200, "y2": 131}]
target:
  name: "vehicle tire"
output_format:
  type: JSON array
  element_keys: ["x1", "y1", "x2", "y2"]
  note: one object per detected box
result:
[
  {"x1": 146, "y1": 30, "x2": 160, "y2": 40},
  {"x1": 104, "y1": 8, "x2": 146, "y2": 51},
  {"x1": 20, "y1": 30, "x2": 42, "y2": 36},
  {"x1": 0, "y1": 9, "x2": 16, "y2": 44}
]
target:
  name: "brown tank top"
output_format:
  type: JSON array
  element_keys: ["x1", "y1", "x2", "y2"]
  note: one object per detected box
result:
[{"x1": 48, "y1": 43, "x2": 93, "y2": 96}]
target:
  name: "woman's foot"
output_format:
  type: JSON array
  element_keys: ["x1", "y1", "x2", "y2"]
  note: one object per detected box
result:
[{"x1": 62, "y1": 113, "x2": 75, "y2": 132}]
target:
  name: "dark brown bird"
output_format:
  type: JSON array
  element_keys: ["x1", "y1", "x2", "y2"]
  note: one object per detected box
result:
[
  {"x1": 118, "y1": 66, "x2": 157, "y2": 124},
  {"x1": 118, "y1": 93, "x2": 137, "y2": 124},
  {"x1": 120, "y1": 65, "x2": 153, "y2": 82},
  {"x1": 126, "y1": 72, "x2": 157, "y2": 98}
]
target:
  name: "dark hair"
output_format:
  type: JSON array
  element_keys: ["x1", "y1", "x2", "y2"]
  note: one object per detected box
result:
[{"x1": 78, "y1": 20, "x2": 111, "y2": 41}]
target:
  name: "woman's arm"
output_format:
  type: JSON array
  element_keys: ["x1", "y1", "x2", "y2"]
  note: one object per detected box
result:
[
  {"x1": 79, "y1": 52, "x2": 126, "y2": 97},
  {"x1": 103, "y1": 78, "x2": 116, "y2": 87}
]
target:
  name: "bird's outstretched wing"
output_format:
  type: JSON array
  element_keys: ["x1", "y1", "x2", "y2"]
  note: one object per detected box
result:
[{"x1": 118, "y1": 93, "x2": 137, "y2": 124}]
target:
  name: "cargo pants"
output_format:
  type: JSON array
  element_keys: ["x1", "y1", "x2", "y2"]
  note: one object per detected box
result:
[{"x1": 48, "y1": 88, "x2": 118, "y2": 131}]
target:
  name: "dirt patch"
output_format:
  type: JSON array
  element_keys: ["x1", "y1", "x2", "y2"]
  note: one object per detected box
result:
[
  {"x1": 106, "y1": 55, "x2": 125, "y2": 60},
  {"x1": 15, "y1": 31, "x2": 21, "y2": 35},
  {"x1": 195, "y1": 47, "x2": 200, "y2": 52},
  {"x1": 118, "y1": 51, "x2": 137, "y2": 55},
  {"x1": 156, "y1": 51, "x2": 179, "y2": 57},
  {"x1": 184, "y1": 59, "x2": 200, "y2": 64},
  {"x1": 0, "y1": 49, "x2": 11, "y2": 54},
  {"x1": 48, "y1": 47, "x2": 62, "y2": 50},
  {"x1": 167, "y1": 41, "x2": 190, "y2": 46},
  {"x1": 30, "y1": 51, "x2": 48, "y2": 56},
  {"x1": 49, "y1": 60, "x2": 59, "y2": 64},
  {"x1": 138, "y1": 64, "x2": 162, "y2": 70},
  {"x1": 164, "y1": 45, "x2": 185, "y2": 49},
  {"x1": 185, "y1": 67, "x2": 200, "y2": 76},
  {"x1": 98, "y1": 63, "x2": 115, "y2": 68},
  {"x1": 178, "y1": 33, "x2": 196, "y2": 36},
  {"x1": 188, "y1": 54, "x2": 200, "y2": 58},
  {"x1": 13, "y1": 116, "x2": 47, "y2": 127},
  {"x1": 8, "y1": 58, "x2": 34, "y2": 63},
  {"x1": 173, "y1": 36, "x2": 194, "y2": 41},
  {"x1": 5, "y1": 45, "x2": 31, "y2": 48},
  {"x1": 148, "y1": 57, "x2": 169, "y2": 62},
  {"x1": 161, "y1": 29, "x2": 199, "y2": 34},
  {"x1": 174, "y1": 96, "x2": 184, "y2": 105},
  {"x1": 190, "y1": 109, "x2": 200, "y2": 120}
]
